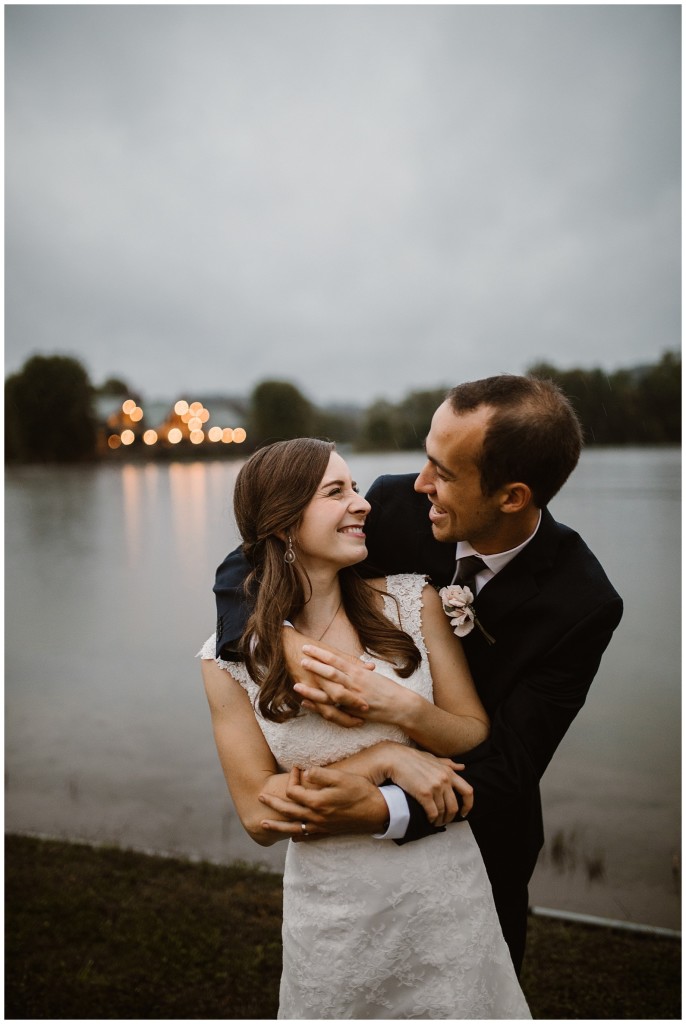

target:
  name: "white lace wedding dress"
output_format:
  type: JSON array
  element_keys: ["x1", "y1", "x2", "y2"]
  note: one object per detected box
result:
[{"x1": 200, "y1": 574, "x2": 530, "y2": 1020}]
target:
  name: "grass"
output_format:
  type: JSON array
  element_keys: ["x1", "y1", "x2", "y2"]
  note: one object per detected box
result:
[{"x1": 5, "y1": 834, "x2": 681, "y2": 1020}]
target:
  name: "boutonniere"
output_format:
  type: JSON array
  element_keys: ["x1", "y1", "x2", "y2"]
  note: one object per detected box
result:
[{"x1": 439, "y1": 585, "x2": 496, "y2": 645}]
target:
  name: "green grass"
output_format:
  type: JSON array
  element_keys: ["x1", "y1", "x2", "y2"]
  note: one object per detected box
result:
[{"x1": 5, "y1": 834, "x2": 681, "y2": 1020}]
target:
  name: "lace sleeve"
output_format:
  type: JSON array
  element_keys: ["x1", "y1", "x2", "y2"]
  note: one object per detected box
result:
[
  {"x1": 382, "y1": 574, "x2": 430, "y2": 660},
  {"x1": 196, "y1": 633, "x2": 258, "y2": 699},
  {"x1": 197, "y1": 634, "x2": 218, "y2": 660}
]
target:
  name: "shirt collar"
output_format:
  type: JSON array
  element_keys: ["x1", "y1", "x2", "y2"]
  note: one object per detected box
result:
[{"x1": 455, "y1": 510, "x2": 542, "y2": 577}]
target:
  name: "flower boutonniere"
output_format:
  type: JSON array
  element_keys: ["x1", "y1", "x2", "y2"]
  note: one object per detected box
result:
[{"x1": 439, "y1": 585, "x2": 496, "y2": 645}]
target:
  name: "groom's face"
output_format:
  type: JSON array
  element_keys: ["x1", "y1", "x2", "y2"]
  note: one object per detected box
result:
[{"x1": 415, "y1": 402, "x2": 504, "y2": 551}]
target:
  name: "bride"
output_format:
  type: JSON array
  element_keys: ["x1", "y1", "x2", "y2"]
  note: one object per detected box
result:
[{"x1": 199, "y1": 437, "x2": 530, "y2": 1019}]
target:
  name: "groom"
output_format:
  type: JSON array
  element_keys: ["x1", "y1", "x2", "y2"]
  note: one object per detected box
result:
[{"x1": 213, "y1": 374, "x2": 623, "y2": 973}]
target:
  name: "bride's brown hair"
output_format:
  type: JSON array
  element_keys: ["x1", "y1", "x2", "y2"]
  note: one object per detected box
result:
[{"x1": 233, "y1": 437, "x2": 422, "y2": 722}]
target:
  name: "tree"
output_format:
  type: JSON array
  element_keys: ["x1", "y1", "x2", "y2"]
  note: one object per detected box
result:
[
  {"x1": 5, "y1": 354, "x2": 97, "y2": 463},
  {"x1": 395, "y1": 388, "x2": 448, "y2": 449},
  {"x1": 312, "y1": 406, "x2": 363, "y2": 446},
  {"x1": 357, "y1": 400, "x2": 403, "y2": 451},
  {"x1": 97, "y1": 376, "x2": 132, "y2": 397},
  {"x1": 249, "y1": 380, "x2": 316, "y2": 446}
]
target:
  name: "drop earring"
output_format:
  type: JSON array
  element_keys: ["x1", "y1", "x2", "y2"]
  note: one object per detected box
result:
[{"x1": 284, "y1": 534, "x2": 296, "y2": 564}]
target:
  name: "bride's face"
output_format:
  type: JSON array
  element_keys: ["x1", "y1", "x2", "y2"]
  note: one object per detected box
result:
[{"x1": 294, "y1": 452, "x2": 370, "y2": 573}]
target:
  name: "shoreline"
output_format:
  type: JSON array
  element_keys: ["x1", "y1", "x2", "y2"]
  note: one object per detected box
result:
[{"x1": 9, "y1": 823, "x2": 679, "y2": 937}]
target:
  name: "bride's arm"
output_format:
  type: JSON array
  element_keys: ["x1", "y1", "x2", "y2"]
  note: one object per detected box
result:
[
  {"x1": 293, "y1": 584, "x2": 490, "y2": 757},
  {"x1": 202, "y1": 658, "x2": 390, "y2": 843},
  {"x1": 411, "y1": 584, "x2": 490, "y2": 753},
  {"x1": 202, "y1": 659, "x2": 473, "y2": 843},
  {"x1": 322, "y1": 740, "x2": 474, "y2": 824},
  {"x1": 201, "y1": 658, "x2": 292, "y2": 846},
  {"x1": 257, "y1": 741, "x2": 474, "y2": 839}
]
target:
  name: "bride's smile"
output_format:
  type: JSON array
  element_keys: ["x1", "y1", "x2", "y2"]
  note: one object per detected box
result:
[{"x1": 292, "y1": 451, "x2": 370, "y2": 574}]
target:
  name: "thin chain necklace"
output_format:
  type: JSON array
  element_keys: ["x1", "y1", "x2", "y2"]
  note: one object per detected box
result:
[{"x1": 315, "y1": 599, "x2": 342, "y2": 642}]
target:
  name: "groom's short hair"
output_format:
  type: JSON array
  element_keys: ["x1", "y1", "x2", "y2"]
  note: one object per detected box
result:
[{"x1": 446, "y1": 375, "x2": 583, "y2": 508}]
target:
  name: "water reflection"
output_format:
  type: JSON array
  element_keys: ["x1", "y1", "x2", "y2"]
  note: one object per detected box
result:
[{"x1": 122, "y1": 464, "x2": 143, "y2": 566}]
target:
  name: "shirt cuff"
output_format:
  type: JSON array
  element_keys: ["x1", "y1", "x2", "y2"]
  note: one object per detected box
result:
[{"x1": 373, "y1": 784, "x2": 411, "y2": 840}]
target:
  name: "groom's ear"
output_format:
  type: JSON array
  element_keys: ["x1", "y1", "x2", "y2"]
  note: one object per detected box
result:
[{"x1": 498, "y1": 482, "x2": 532, "y2": 514}]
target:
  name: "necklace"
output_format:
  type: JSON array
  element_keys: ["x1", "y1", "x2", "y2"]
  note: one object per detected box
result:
[{"x1": 315, "y1": 599, "x2": 342, "y2": 642}]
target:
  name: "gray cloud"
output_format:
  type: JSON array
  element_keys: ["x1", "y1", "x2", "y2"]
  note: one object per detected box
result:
[{"x1": 5, "y1": 5, "x2": 680, "y2": 405}]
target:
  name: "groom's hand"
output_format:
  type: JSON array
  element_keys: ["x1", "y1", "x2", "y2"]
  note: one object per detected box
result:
[{"x1": 259, "y1": 766, "x2": 389, "y2": 840}]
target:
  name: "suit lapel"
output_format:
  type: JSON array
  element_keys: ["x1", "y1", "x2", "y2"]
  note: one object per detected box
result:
[{"x1": 472, "y1": 509, "x2": 562, "y2": 627}]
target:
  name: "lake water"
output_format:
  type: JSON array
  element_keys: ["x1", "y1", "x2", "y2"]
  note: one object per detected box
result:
[{"x1": 5, "y1": 448, "x2": 681, "y2": 930}]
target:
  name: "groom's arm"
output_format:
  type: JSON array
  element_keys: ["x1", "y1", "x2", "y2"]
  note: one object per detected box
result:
[
  {"x1": 258, "y1": 741, "x2": 473, "y2": 839},
  {"x1": 398, "y1": 593, "x2": 623, "y2": 844},
  {"x1": 213, "y1": 546, "x2": 253, "y2": 660}
]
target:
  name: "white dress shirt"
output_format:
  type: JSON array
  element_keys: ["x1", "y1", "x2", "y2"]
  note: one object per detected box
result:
[{"x1": 376, "y1": 512, "x2": 542, "y2": 840}]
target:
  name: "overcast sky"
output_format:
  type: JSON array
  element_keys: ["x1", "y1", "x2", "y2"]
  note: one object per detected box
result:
[{"x1": 5, "y1": 4, "x2": 681, "y2": 406}]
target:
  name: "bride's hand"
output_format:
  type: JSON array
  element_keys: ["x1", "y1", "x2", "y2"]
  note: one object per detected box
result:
[
  {"x1": 295, "y1": 644, "x2": 414, "y2": 727},
  {"x1": 376, "y1": 743, "x2": 474, "y2": 826},
  {"x1": 283, "y1": 629, "x2": 371, "y2": 728}
]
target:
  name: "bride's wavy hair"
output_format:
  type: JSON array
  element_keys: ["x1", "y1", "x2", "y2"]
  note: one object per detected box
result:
[{"x1": 233, "y1": 437, "x2": 421, "y2": 722}]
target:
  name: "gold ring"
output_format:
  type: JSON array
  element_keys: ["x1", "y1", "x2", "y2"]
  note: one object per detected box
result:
[{"x1": 300, "y1": 822, "x2": 308, "y2": 835}]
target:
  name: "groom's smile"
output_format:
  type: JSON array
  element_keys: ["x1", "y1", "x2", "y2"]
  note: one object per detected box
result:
[{"x1": 428, "y1": 500, "x2": 449, "y2": 524}]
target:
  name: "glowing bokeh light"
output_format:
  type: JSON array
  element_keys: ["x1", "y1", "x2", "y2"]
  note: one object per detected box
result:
[
  {"x1": 199, "y1": 408, "x2": 210, "y2": 423},
  {"x1": 190, "y1": 429, "x2": 204, "y2": 444},
  {"x1": 122, "y1": 399, "x2": 136, "y2": 415},
  {"x1": 181, "y1": 411, "x2": 191, "y2": 423},
  {"x1": 174, "y1": 400, "x2": 189, "y2": 415},
  {"x1": 143, "y1": 430, "x2": 158, "y2": 445},
  {"x1": 107, "y1": 434, "x2": 122, "y2": 450},
  {"x1": 222, "y1": 428, "x2": 234, "y2": 443},
  {"x1": 190, "y1": 401, "x2": 202, "y2": 414},
  {"x1": 233, "y1": 427, "x2": 247, "y2": 443},
  {"x1": 121, "y1": 429, "x2": 135, "y2": 446},
  {"x1": 188, "y1": 416, "x2": 202, "y2": 431},
  {"x1": 208, "y1": 426, "x2": 223, "y2": 442},
  {"x1": 130, "y1": 406, "x2": 144, "y2": 422},
  {"x1": 168, "y1": 428, "x2": 183, "y2": 444}
]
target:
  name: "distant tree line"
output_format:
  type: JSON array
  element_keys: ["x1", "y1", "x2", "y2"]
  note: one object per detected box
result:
[
  {"x1": 528, "y1": 352, "x2": 681, "y2": 446},
  {"x1": 337, "y1": 351, "x2": 681, "y2": 451},
  {"x1": 5, "y1": 350, "x2": 680, "y2": 464}
]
